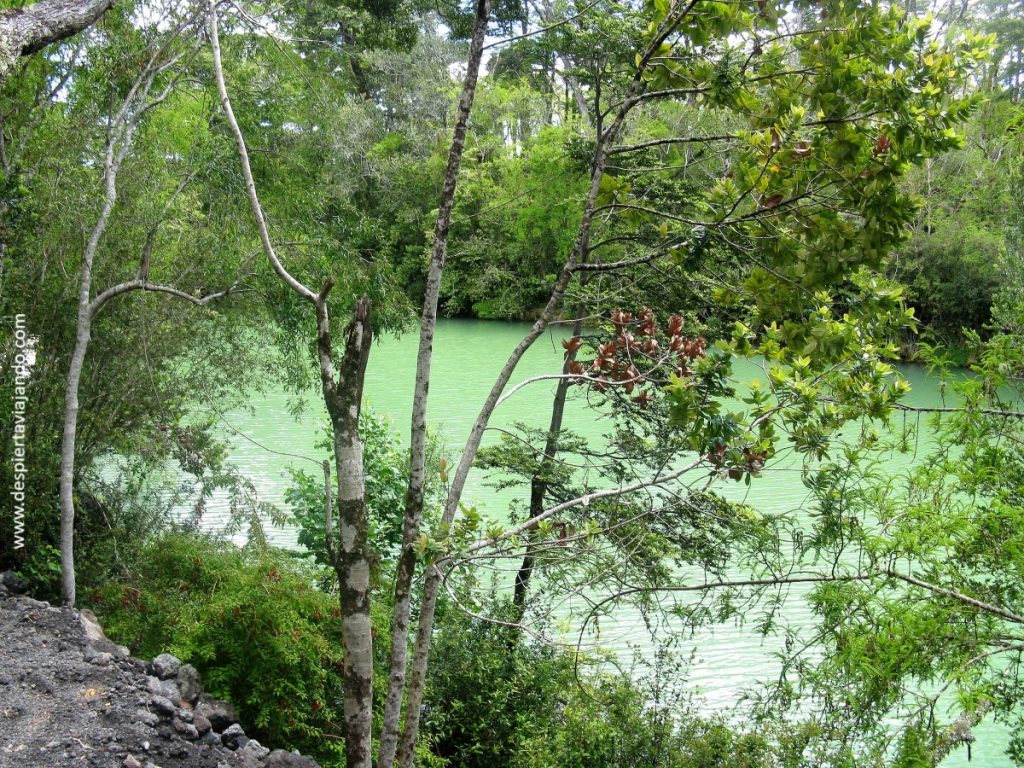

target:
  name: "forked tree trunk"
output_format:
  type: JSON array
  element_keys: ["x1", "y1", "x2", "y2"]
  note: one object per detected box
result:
[
  {"x1": 209, "y1": 6, "x2": 377, "y2": 764},
  {"x1": 375, "y1": 1, "x2": 491, "y2": 765},
  {"x1": 59, "y1": 107, "x2": 129, "y2": 607},
  {"x1": 321, "y1": 298, "x2": 375, "y2": 768},
  {"x1": 58, "y1": 35, "x2": 198, "y2": 606}
]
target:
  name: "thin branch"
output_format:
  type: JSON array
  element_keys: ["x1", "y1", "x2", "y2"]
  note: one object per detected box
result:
[{"x1": 207, "y1": 0, "x2": 316, "y2": 304}]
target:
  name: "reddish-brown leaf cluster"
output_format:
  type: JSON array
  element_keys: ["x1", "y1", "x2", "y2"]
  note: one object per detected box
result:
[
  {"x1": 566, "y1": 308, "x2": 708, "y2": 407},
  {"x1": 707, "y1": 443, "x2": 769, "y2": 480}
]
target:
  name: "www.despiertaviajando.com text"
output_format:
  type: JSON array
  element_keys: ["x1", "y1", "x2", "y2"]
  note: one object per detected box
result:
[{"x1": 10, "y1": 313, "x2": 28, "y2": 550}]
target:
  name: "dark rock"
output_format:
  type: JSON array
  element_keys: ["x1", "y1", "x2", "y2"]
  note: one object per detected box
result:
[
  {"x1": 89, "y1": 651, "x2": 114, "y2": 667},
  {"x1": 0, "y1": 570, "x2": 28, "y2": 594},
  {"x1": 175, "y1": 664, "x2": 201, "y2": 704},
  {"x1": 148, "y1": 695, "x2": 176, "y2": 717},
  {"x1": 0, "y1": 594, "x2": 324, "y2": 768},
  {"x1": 145, "y1": 675, "x2": 180, "y2": 702},
  {"x1": 200, "y1": 730, "x2": 220, "y2": 747},
  {"x1": 234, "y1": 753, "x2": 263, "y2": 768},
  {"x1": 192, "y1": 712, "x2": 212, "y2": 735},
  {"x1": 263, "y1": 749, "x2": 322, "y2": 768},
  {"x1": 195, "y1": 694, "x2": 237, "y2": 731},
  {"x1": 21, "y1": 670, "x2": 52, "y2": 693},
  {"x1": 220, "y1": 723, "x2": 248, "y2": 750},
  {"x1": 149, "y1": 653, "x2": 181, "y2": 680},
  {"x1": 239, "y1": 738, "x2": 269, "y2": 760},
  {"x1": 168, "y1": 737, "x2": 192, "y2": 756},
  {"x1": 131, "y1": 709, "x2": 159, "y2": 727},
  {"x1": 172, "y1": 718, "x2": 199, "y2": 740}
]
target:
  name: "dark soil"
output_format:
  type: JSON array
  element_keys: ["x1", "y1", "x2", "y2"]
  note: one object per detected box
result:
[{"x1": 0, "y1": 590, "x2": 319, "y2": 768}]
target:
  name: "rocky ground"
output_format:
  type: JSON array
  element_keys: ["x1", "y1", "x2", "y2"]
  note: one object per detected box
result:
[{"x1": 0, "y1": 572, "x2": 320, "y2": 768}]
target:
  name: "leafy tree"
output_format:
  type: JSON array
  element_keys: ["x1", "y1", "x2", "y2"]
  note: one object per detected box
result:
[{"x1": 0, "y1": 1, "x2": 1008, "y2": 766}]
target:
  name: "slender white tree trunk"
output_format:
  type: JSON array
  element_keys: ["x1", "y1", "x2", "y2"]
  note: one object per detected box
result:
[
  {"x1": 59, "y1": 131, "x2": 122, "y2": 606},
  {"x1": 57, "y1": 28, "x2": 195, "y2": 606},
  {"x1": 376, "y1": 2, "x2": 491, "y2": 765},
  {"x1": 58, "y1": 305, "x2": 90, "y2": 606},
  {"x1": 394, "y1": 7, "x2": 700, "y2": 761}
]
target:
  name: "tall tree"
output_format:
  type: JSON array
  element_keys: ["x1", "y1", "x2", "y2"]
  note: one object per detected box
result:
[
  {"x1": 57, "y1": 8, "x2": 244, "y2": 606},
  {"x1": 202, "y1": 0, "x2": 989, "y2": 764},
  {"x1": 392, "y1": 3, "x2": 990, "y2": 765}
]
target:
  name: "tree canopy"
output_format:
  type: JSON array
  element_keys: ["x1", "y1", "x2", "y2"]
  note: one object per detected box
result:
[{"x1": 3, "y1": 1, "x2": 1024, "y2": 767}]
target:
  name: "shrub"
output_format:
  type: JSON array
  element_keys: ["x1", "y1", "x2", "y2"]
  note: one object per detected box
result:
[
  {"x1": 421, "y1": 602, "x2": 569, "y2": 768},
  {"x1": 419, "y1": 599, "x2": 777, "y2": 768},
  {"x1": 287, "y1": 409, "x2": 412, "y2": 570},
  {"x1": 89, "y1": 532, "x2": 347, "y2": 765}
]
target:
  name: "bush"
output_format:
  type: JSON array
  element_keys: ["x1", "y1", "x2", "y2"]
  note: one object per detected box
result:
[
  {"x1": 419, "y1": 599, "x2": 777, "y2": 768},
  {"x1": 88, "y1": 537, "x2": 778, "y2": 768},
  {"x1": 421, "y1": 602, "x2": 569, "y2": 767},
  {"x1": 89, "y1": 532, "x2": 347, "y2": 765},
  {"x1": 287, "y1": 408, "x2": 443, "y2": 572}
]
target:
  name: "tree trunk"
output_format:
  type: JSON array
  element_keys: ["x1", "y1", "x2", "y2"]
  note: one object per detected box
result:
[
  {"x1": 209, "y1": 6, "x2": 378, "y2": 764},
  {"x1": 58, "y1": 306, "x2": 90, "y2": 606},
  {"x1": 0, "y1": 0, "x2": 113, "y2": 82},
  {"x1": 322, "y1": 298, "x2": 374, "y2": 768},
  {"x1": 512, "y1": 313, "x2": 585, "y2": 620},
  {"x1": 376, "y1": 1, "x2": 491, "y2": 765},
  {"x1": 394, "y1": 7, "x2": 696, "y2": 759},
  {"x1": 59, "y1": 121, "x2": 124, "y2": 606}
]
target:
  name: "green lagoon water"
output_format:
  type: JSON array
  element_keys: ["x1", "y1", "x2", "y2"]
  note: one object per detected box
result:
[{"x1": 184, "y1": 319, "x2": 1010, "y2": 766}]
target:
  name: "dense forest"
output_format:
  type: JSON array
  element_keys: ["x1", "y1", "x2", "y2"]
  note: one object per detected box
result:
[{"x1": 3, "y1": 0, "x2": 1024, "y2": 766}]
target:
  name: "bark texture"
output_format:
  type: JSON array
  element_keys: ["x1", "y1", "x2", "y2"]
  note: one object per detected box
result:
[
  {"x1": 322, "y1": 298, "x2": 374, "y2": 768},
  {"x1": 375, "y1": 1, "x2": 491, "y2": 765},
  {"x1": 0, "y1": 0, "x2": 113, "y2": 82},
  {"x1": 210, "y1": 6, "x2": 376, "y2": 764}
]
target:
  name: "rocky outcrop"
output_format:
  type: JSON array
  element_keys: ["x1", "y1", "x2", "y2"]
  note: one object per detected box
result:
[{"x1": 0, "y1": 577, "x2": 321, "y2": 768}]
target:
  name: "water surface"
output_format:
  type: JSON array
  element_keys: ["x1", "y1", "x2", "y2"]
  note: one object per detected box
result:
[{"x1": 185, "y1": 319, "x2": 1009, "y2": 766}]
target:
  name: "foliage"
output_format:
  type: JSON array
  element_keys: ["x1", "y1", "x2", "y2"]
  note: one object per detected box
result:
[
  {"x1": 893, "y1": 99, "x2": 1022, "y2": 345},
  {"x1": 287, "y1": 409, "x2": 416, "y2": 569},
  {"x1": 6, "y1": 0, "x2": 1024, "y2": 765},
  {"x1": 90, "y1": 532, "x2": 348, "y2": 764},
  {"x1": 0, "y1": 14, "x2": 288, "y2": 587},
  {"x1": 423, "y1": 599, "x2": 780, "y2": 768}
]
